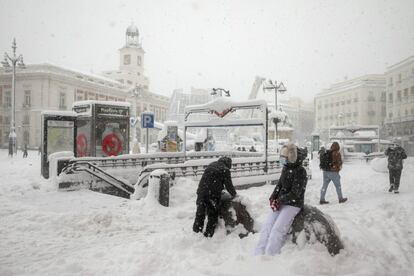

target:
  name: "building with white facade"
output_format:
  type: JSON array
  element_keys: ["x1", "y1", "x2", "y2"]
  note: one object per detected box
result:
[
  {"x1": 314, "y1": 75, "x2": 386, "y2": 140},
  {"x1": 384, "y1": 55, "x2": 414, "y2": 155},
  {"x1": 167, "y1": 87, "x2": 212, "y2": 125},
  {"x1": 0, "y1": 24, "x2": 170, "y2": 149},
  {"x1": 0, "y1": 64, "x2": 128, "y2": 148}
]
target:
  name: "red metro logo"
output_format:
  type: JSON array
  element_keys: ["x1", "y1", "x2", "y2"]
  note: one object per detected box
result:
[
  {"x1": 102, "y1": 133, "x2": 123, "y2": 156},
  {"x1": 211, "y1": 108, "x2": 232, "y2": 118}
]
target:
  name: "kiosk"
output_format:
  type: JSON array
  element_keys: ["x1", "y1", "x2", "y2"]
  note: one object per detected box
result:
[
  {"x1": 73, "y1": 101, "x2": 130, "y2": 157},
  {"x1": 41, "y1": 111, "x2": 77, "y2": 179}
]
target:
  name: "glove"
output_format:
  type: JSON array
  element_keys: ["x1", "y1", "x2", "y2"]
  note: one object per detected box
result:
[{"x1": 270, "y1": 199, "x2": 281, "y2": 211}]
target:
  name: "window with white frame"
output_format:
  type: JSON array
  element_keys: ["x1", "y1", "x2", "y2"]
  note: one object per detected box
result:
[
  {"x1": 59, "y1": 92, "x2": 66, "y2": 109},
  {"x1": 24, "y1": 90, "x2": 31, "y2": 106}
]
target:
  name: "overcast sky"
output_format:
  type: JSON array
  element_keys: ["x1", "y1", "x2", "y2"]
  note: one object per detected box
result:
[{"x1": 1, "y1": 0, "x2": 413, "y2": 102}]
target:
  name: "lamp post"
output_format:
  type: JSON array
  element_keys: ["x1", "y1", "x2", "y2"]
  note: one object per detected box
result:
[
  {"x1": 130, "y1": 85, "x2": 143, "y2": 154},
  {"x1": 263, "y1": 80, "x2": 286, "y2": 151},
  {"x1": 2, "y1": 38, "x2": 25, "y2": 157}
]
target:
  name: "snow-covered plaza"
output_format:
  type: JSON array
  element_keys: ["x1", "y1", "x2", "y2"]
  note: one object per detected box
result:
[{"x1": 0, "y1": 150, "x2": 413, "y2": 276}]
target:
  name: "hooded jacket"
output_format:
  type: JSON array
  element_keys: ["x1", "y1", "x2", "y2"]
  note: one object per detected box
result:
[
  {"x1": 270, "y1": 144, "x2": 308, "y2": 208},
  {"x1": 330, "y1": 142, "x2": 342, "y2": 172},
  {"x1": 197, "y1": 157, "x2": 237, "y2": 199},
  {"x1": 385, "y1": 145, "x2": 407, "y2": 170}
]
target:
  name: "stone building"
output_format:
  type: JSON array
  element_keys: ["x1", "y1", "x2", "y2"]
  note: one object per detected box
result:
[
  {"x1": 314, "y1": 75, "x2": 386, "y2": 141},
  {"x1": 384, "y1": 55, "x2": 414, "y2": 155},
  {"x1": 0, "y1": 24, "x2": 170, "y2": 149}
]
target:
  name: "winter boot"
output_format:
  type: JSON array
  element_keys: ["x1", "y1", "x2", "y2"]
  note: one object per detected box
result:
[
  {"x1": 394, "y1": 190, "x2": 399, "y2": 194},
  {"x1": 319, "y1": 200, "x2": 329, "y2": 205},
  {"x1": 339, "y1": 198, "x2": 348, "y2": 204},
  {"x1": 388, "y1": 185, "x2": 394, "y2": 192}
]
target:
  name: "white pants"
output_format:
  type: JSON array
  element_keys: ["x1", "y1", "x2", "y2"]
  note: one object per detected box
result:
[{"x1": 254, "y1": 205, "x2": 301, "y2": 256}]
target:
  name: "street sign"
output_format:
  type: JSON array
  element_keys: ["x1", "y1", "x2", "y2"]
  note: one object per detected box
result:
[{"x1": 141, "y1": 112, "x2": 154, "y2": 128}]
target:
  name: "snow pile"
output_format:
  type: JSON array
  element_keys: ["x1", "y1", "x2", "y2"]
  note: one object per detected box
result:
[
  {"x1": 371, "y1": 157, "x2": 388, "y2": 173},
  {"x1": 1, "y1": 150, "x2": 414, "y2": 275}
]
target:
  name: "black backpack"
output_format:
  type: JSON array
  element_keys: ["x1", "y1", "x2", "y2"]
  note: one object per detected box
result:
[{"x1": 319, "y1": 150, "x2": 332, "y2": 171}]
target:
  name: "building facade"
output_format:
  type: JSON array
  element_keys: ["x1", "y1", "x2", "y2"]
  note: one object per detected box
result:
[
  {"x1": 384, "y1": 55, "x2": 414, "y2": 155},
  {"x1": 167, "y1": 87, "x2": 212, "y2": 125},
  {"x1": 314, "y1": 75, "x2": 386, "y2": 141},
  {"x1": 0, "y1": 24, "x2": 170, "y2": 149},
  {"x1": 0, "y1": 64, "x2": 128, "y2": 148}
]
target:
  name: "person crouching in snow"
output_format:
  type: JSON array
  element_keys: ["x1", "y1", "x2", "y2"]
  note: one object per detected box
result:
[
  {"x1": 254, "y1": 143, "x2": 308, "y2": 256},
  {"x1": 193, "y1": 156, "x2": 237, "y2": 237}
]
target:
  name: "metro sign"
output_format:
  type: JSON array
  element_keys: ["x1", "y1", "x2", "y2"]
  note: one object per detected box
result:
[{"x1": 211, "y1": 108, "x2": 232, "y2": 118}]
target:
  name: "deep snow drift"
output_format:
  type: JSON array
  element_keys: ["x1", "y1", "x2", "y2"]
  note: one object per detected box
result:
[{"x1": 0, "y1": 150, "x2": 413, "y2": 276}]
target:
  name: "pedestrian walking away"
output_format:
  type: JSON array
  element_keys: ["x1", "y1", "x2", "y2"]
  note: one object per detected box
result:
[
  {"x1": 193, "y1": 156, "x2": 237, "y2": 237},
  {"x1": 319, "y1": 141, "x2": 348, "y2": 204},
  {"x1": 23, "y1": 144, "x2": 28, "y2": 158},
  {"x1": 254, "y1": 143, "x2": 308, "y2": 256},
  {"x1": 385, "y1": 143, "x2": 407, "y2": 193}
]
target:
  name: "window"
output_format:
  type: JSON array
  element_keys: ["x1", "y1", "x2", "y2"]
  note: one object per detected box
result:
[
  {"x1": 388, "y1": 93, "x2": 393, "y2": 103},
  {"x1": 367, "y1": 110, "x2": 376, "y2": 116},
  {"x1": 397, "y1": 90, "x2": 401, "y2": 101},
  {"x1": 23, "y1": 131, "x2": 29, "y2": 145},
  {"x1": 398, "y1": 74, "x2": 402, "y2": 83},
  {"x1": 381, "y1": 92, "x2": 386, "y2": 101},
  {"x1": 353, "y1": 97, "x2": 358, "y2": 103},
  {"x1": 24, "y1": 90, "x2": 31, "y2": 106},
  {"x1": 0, "y1": 116, "x2": 2, "y2": 123},
  {"x1": 389, "y1": 112, "x2": 393, "y2": 118},
  {"x1": 127, "y1": 80, "x2": 133, "y2": 85},
  {"x1": 124, "y1": 55, "x2": 131, "y2": 65},
  {"x1": 404, "y1": 88, "x2": 408, "y2": 99},
  {"x1": 353, "y1": 112, "x2": 358, "y2": 117},
  {"x1": 59, "y1": 92, "x2": 66, "y2": 109},
  {"x1": 0, "y1": 87, "x2": 2, "y2": 105},
  {"x1": 137, "y1": 56, "x2": 142, "y2": 66},
  {"x1": 5, "y1": 91, "x2": 11, "y2": 107},
  {"x1": 23, "y1": 114, "x2": 30, "y2": 125},
  {"x1": 389, "y1": 77, "x2": 393, "y2": 86}
]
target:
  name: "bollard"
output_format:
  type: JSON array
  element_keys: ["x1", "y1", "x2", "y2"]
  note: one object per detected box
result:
[
  {"x1": 148, "y1": 170, "x2": 170, "y2": 207},
  {"x1": 158, "y1": 173, "x2": 170, "y2": 207}
]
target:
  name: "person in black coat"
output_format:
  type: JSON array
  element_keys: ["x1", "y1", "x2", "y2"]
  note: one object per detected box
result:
[
  {"x1": 193, "y1": 156, "x2": 237, "y2": 237},
  {"x1": 254, "y1": 143, "x2": 308, "y2": 255},
  {"x1": 385, "y1": 144, "x2": 407, "y2": 193}
]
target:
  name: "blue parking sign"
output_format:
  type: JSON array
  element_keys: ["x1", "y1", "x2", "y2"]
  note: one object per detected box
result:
[{"x1": 141, "y1": 112, "x2": 154, "y2": 128}]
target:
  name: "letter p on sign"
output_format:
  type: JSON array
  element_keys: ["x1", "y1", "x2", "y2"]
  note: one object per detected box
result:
[{"x1": 141, "y1": 112, "x2": 154, "y2": 128}]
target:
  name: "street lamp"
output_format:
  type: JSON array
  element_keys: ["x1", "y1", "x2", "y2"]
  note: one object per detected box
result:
[
  {"x1": 211, "y1": 88, "x2": 230, "y2": 97},
  {"x1": 2, "y1": 38, "x2": 25, "y2": 156},
  {"x1": 129, "y1": 85, "x2": 143, "y2": 154},
  {"x1": 263, "y1": 80, "x2": 286, "y2": 151}
]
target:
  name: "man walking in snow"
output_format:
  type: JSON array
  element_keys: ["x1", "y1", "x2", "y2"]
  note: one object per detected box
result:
[
  {"x1": 319, "y1": 142, "x2": 348, "y2": 204},
  {"x1": 385, "y1": 144, "x2": 407, "y2": 193},
  {"x1": 193, "y1": 156, "x2": 237, "y2": 237}
]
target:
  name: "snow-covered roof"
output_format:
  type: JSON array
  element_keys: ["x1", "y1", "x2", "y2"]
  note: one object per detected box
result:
[
  {"x1": 185, "y1": 118, "x2": 265, "y2": 128},
  {"x1": 72, "y1": 100, "x2": 130, "y2": 108},
  {"x1": 329, "y1": 124, "x2": 380, "y2": 131},
  {"x1": 41, "y1": 110, "x2": 77, "y2": 117},
  {"x1": 185, "y1": 97, "x2": 267, "y2": 113}
]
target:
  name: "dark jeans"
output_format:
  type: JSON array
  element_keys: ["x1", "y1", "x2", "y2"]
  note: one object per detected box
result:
[
  {"x1": 389, "y1": 168, "x2": 402, "y2": 190},
  {"x1": 193, "y1": 196, "x2": 220, "y2": 237}
]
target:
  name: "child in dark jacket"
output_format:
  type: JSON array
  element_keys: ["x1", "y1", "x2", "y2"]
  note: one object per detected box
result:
[{"x1": 254, "y1": 143, "x2": 308, "y2": 255}]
